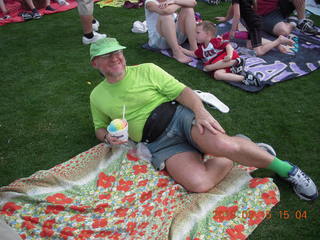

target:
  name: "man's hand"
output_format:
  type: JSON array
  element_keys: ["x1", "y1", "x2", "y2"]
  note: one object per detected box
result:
[
  {"x1": 105, "y1": 133, "x2": 127, "y2": 145},
  {"x1": 194, "y1": 108, "x2": 225, "y2": 135},
  {"x1": 158, "y1": 0, "x2": 174, "y2": 8}
]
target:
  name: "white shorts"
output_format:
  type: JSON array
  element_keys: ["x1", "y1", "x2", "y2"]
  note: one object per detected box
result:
[
  {"x1": 148, "y1": 21, "x2": 187, "y2": 49},
  {"x1": 76, "y1": 0, "x2": 94, "y2": 16}
]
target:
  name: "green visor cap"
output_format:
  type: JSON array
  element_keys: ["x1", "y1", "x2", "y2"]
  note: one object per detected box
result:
[{"x1": 90, "y1": 38, "x2": 126, "y2": 61}]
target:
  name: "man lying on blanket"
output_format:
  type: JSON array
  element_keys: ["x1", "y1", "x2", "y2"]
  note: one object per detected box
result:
[{"x1": 89, "y1": 37, "x2": 318, "y2": 201}]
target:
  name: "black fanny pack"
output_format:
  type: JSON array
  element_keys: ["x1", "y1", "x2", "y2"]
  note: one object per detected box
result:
[{"x1": 141, "y1": 101, "x2": 179, "y2": 143}]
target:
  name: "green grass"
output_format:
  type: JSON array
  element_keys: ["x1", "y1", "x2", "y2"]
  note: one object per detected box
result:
[{"x1": 0, "y1": 2, "x2": 319, "y2": 239}]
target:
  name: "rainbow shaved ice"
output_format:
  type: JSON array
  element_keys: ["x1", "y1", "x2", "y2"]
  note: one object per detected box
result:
[{"x1": 107, "y1": 119, "x2": 128, "y2": 132}]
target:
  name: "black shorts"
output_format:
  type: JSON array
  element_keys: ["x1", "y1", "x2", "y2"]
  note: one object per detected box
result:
[{"x1": 248, "y1": 28, "x2": 262, "y2": 48}]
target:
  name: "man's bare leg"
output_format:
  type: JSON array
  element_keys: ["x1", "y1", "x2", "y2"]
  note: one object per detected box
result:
[
  {"x1": 177, "y1": 7, "x2": 197, "y2": 50},
  {"x1": 157, "y1": 14, "x2": 192, "y2": 63}
]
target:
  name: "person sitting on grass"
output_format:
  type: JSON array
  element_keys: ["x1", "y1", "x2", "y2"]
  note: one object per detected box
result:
[
  {"x1": 89, "y1": 37, "x2": 318, "y2": 201},
  {"x1": 181, "y1": 21, "x2": 261, "y2": 87},
  {"x1": 215, "y1": 0, "x2": 295, "y2": 56},
  {"x1": 144, "y1": 0, "x2": 198, "y2": 63}
]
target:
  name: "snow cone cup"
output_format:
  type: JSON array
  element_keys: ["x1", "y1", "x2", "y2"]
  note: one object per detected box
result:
[{"x1": 107, "y1": 119, "x2": 128, "y2": 144}]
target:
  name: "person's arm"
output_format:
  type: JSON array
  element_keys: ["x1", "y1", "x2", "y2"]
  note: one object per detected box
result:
[
  {"x1": 146, "y1": 0, "x2": 180, "y2": 15},
  {"x1": 95, "y1": 128, "x2": 126, "y2": 145},
  {"x1": 223, "y1": 43, "x2": 234, "y2": 61},
  {"x1": 175, "y1": 87, "x2": 225, "y2": 135},
  {"x1": 215, "y1": 4, "x2": 234, "y2": 22},
  {"x1": 229, "y1": 3, "x2": 240, "y2": 39}
]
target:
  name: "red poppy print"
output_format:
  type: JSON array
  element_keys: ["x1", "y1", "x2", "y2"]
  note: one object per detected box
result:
[
  {"x1": 249, "y1": 178, "x2": 269, "y2": 188},
  {"x1": 115, "y1": 208, "x2": 129, "y2": 217},
  {"x1": 45, "y1": 205, "x2": 65, "y2": 214},
  {"x1": 213, "y1": 205, "x2": 238, "y2": 222},
  {"x1": 157, "y1": 178, "x2": 169, "y2": 188},
  {"x1": 127, "y1": 222, "x2": 137, "y2": 234},
  {"x1": 129, "y1": 209, "x2": 138, "y2": 218},
  {"x1": 142, "y1": 204, "x2": 154, "y2": 216},
  {"x1": 152, "y1": 224, "x2": 158, "y2": 230},
  {"x1": 22, "y1": 216, "x2": 39, "y2": 224},
  {"x1": 262, "y1": 190, "x2": 279, "y2": 205},
  {"x1": 40, "y1": 227, "x2": 54, "y2": 238},
  {"x1": 94, "y1": 203, "x2": 110, "y2": 213},
  {"x1": 46, "y1": 193, "x2": 73, "y2": 205},
  {"x1": 133, "y1": 165, "x2": 148, "y2": 175},
  {"x1": 97, "y1": 172, "x2": 116, "y2": 188},
  {"x1": 140, "y1": 191, "x2": 152, "y2": 203},
  {"x1": 138, "y1": 179, "x2": 148, "y2": 187},
  {"x1": 92, "y1": 218, "x2": 108, "y2": 228},
  {"x1": 22, "y1": 220, "x2": 36, "y2": 230},
  {"x1": 60, "y1": 227, "x2": 76, "y2": 239},
  {"x1": 122, "y1": 193, "x2": 136, "y2": 203},
  {"x1": 95, "y1": 231, "x2": 112, "y2": 238},
  {"x1": 0, "y1": 202, "x2": 22, "y2": 216},
  {"x1": 20, "y1": 234, "x2": 26, "y2": 240},
  {"x1": 117, "y1": 179, "x2": 133, "y2": 191},
  {"x1": 154, "y1": 209, "x2": 162, "y2": 217},
  {"x1": 70, "y1": 214, "x2": 86, "y2": 222},
  {"x1": 127, "y1": 153, "x2": 139, "y2": 161},
  {"x1": 226, "y1": 224, "x2": 246, "y2": 240},
  {"x1": 248, "y1": 210, "x2": 265, "y2": 226},
  {"x1": 70, "y1": 205, "x2": 90, "y2": 213},
  {"x1": 78, "y1": 230, "x2": 94, "y2": 239},
  {"x1": 138, "y1": 222, "x2": 149, "y2": 229},
  {"x1": 99, "y1": 194, "x2": 111, "y2": 200}
]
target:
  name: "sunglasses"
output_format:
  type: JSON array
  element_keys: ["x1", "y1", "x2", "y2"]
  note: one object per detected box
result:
[{"x1": 100, "y1": 50, "x2": 123, "y2": 59}]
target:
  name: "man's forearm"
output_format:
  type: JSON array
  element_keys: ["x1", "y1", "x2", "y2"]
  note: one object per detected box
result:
[
  {"x1": 175, "y1": 87, "x2": 205, "y2": 116},
  {"x1": 173, "y1": 0, "x2": 196, "y2": 7}
]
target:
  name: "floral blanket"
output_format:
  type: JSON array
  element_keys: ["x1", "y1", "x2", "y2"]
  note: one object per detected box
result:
[{"x1": 0, "y1": 143, "x2": 279, "y2": 240}]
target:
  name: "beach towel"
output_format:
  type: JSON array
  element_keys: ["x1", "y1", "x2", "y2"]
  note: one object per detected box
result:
[
  {"x1": 0, "y1": 0, "x2": 77, "y2": 27},
  {"x1": 0, "y1": 143, "x2": 280, "y2": 239},
  {"x1": 143, "y1": 23, "x2": 320, "y2": 92}
]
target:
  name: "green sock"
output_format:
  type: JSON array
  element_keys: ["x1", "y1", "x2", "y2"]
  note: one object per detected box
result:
[{"x1": 266, "y1": 157, "x2": 294, "y2": 177}]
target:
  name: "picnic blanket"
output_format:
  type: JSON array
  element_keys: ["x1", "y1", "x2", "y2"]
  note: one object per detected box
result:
[
  {"x1": 0, "y1": 143, "x2": 280, "y2": 240},
  {"x1": 143, "y1": 22, "x2": 320, "y2": 92},
  {"x1": 0, "y1": 0, "x2": 78, "y2": 27}
]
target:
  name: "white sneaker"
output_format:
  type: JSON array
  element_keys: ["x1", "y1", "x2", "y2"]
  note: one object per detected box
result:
[
  {"x1": 92, "y1": 19, "x2": 100, "y2": 32},
  {"x1": 285, "y1": 163, "x2": 318, "y2": 201},
  {"x1": 82, "y1": 31, "x2": 106, "y2": 45}
]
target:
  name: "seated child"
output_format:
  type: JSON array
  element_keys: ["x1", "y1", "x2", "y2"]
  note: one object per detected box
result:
[{"x1": 182, "y1": 20, "x2": 261, "y2": 86}]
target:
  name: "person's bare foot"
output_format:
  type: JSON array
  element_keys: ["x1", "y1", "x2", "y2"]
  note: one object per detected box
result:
[
  {"x1": 278, "y1": 35, "x2": 294, "y2": 46},
  {"x1": 173, "y1": 52, "x2": 192, "y2": 63}
]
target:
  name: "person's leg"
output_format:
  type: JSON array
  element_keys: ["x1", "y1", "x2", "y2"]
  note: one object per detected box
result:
[
  {"x1": 77, "y1": 0, "x2": 106, "y2": 44},
  {"x1": 176, "y1": 7, "x2": 197, "y2": 50},
  {"x1": 192, "y1": 131, "x2": 274, "y2": 168},
  {"x1": 213, "y1": 69, "x2": 244, "y2": 82},
  {"x1": 24, "y1": 0, "x2": 36, "y2": 9},
  {"x1": 292, "y1": 0, "x2": 306, "y2": 20},
  {"x1": 0, "y1": 0, "x2": 8, "y2": 15},
  {"x1": 157, "y1": 14, "x2": 192, "y2": 63},
  {"x1": 165, "y1": 151, "x2": 233, "y2": 193},
  {"x1": 204, "y1": 60, "x2": 237, "y2": 72}
]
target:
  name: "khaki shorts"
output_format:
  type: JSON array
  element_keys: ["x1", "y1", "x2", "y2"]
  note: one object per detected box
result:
[{"x1": 76, "y1": 0, "x2": 94, "y2": 16}]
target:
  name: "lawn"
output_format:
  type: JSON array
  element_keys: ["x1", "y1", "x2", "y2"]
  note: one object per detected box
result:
[{"x1": 0, "y1": 1, "x2": 319, "y2": 239}]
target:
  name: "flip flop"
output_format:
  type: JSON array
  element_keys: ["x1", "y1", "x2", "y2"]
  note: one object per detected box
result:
[{"x1": 194, "y1": 90, "x2": 230, "y2": 113}]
